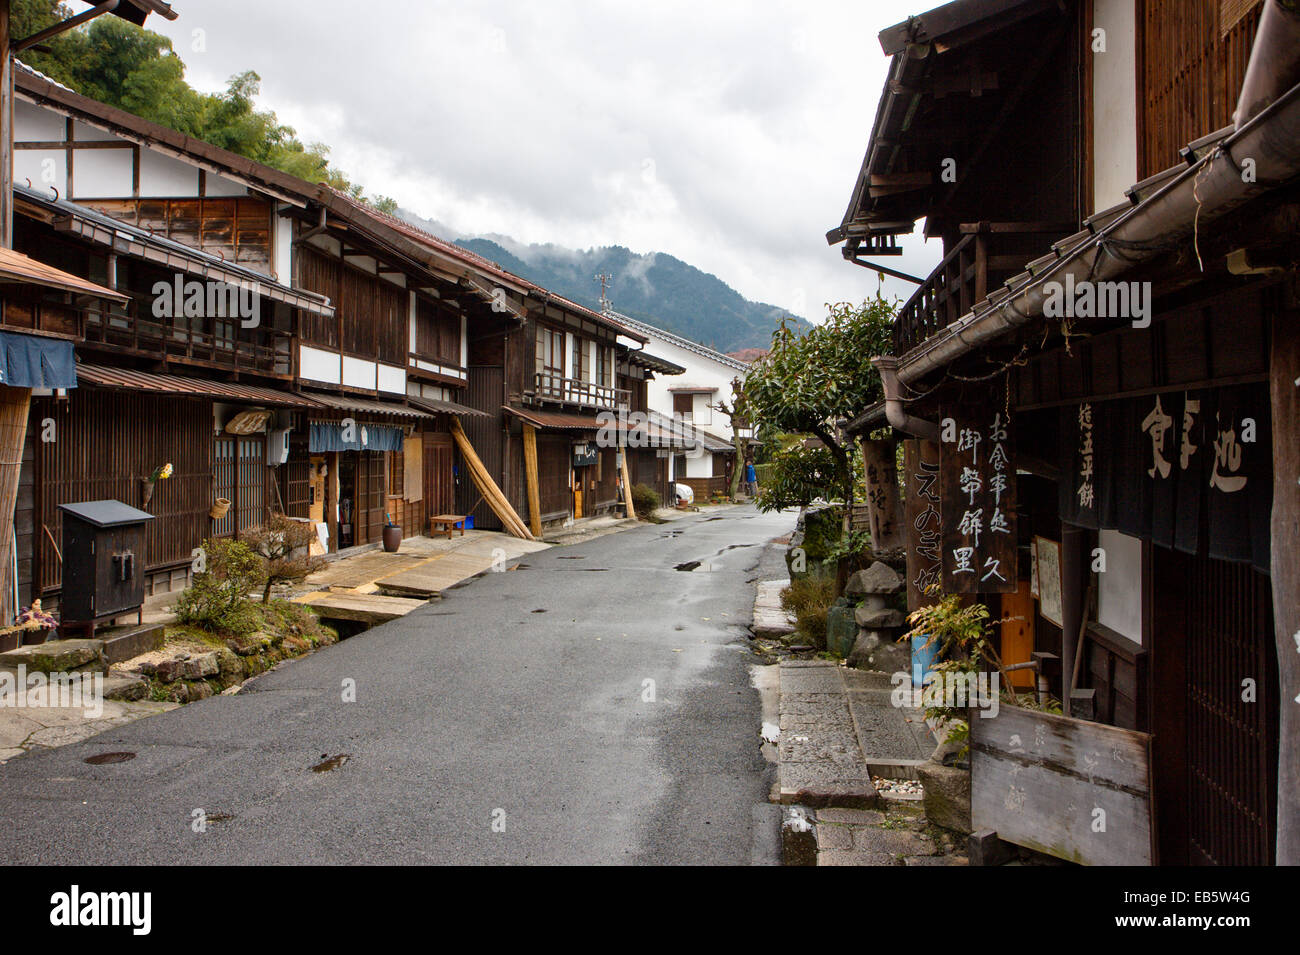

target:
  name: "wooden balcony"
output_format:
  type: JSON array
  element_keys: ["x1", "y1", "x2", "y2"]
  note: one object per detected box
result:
[
  {"x1": 533, "y1": 371, "x2": 630, "y2": 411},
  {"x1": 893, "y1": 221, "x2": 1075, "y2": 353},
  {"x1": 79, "y1": 296, "x2": 293, "y2": 379}
]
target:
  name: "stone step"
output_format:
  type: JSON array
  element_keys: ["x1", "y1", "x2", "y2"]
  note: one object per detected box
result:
[
  {"x1": 0, "y1": 639, "x2": 105, "y2": 674},
  {"x1": 103, "y1": 671, "x2": 149, "y2": 702},
  {"x1": 292, "y1": 590, "x2": 427, "y2": 625},
  {"x1": 100, "y1": 623, "x2": 165, "y2": 665}
]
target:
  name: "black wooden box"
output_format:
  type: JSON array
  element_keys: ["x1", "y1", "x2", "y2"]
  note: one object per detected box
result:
[{"x1": 58, "y1": 500, "x2": 155, "y2": 636}]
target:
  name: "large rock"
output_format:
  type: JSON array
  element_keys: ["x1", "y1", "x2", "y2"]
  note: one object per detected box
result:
[
  {"x1": 917, "y1": 758, "x2": 972, "y2": 834},
  {"x1": 182, "y1": 652, "x2": 220, "y2": 680},
  {"x1": 846, "y1": 631, "x2": 910, "y2": 672},
  {"x1": 855, "y1": 606, "x2": 907, "y2": 629},
  {"x1": 0, "y1": 639, "x2": 105, "y2": 674},
  {"x1": 844, "y1": 561, "x2": 902, "y2": 597}
]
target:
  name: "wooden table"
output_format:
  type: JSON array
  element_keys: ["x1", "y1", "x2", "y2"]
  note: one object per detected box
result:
[{"x1": 429, "y1": 514, "x2": 468, "y2": 539}]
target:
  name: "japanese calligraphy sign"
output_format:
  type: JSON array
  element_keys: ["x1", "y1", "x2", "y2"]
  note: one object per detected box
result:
[
  {"x1": 862, "y1": 439, "x2": 904, "y2": 553},
  {"x1": 903, "y1": 439, "x2": 942, "y2": 609},
  {"x1": 940, "y1": 403, "x2": 1017, "y2": 594},
  {"x1": 1058, "y1": 384, "x2": 1272, "y2": 572}
]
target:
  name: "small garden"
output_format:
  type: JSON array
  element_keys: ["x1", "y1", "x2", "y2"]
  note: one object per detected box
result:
[{"x1": 129, "y1": 516, "x2": 336, "y2": 703}]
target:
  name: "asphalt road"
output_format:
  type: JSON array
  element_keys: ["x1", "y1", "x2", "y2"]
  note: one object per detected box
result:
[{"x1": 0, "y1": 505, "x2": 796, "y2": 865}]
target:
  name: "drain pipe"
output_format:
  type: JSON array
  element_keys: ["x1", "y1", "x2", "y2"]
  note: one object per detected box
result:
[
  {"x1": 872, "y1": 355, "x2": 940, "y2": 441},
  {"x1": 894, "y1": 0, "x2": 1300, "y2": 387}
]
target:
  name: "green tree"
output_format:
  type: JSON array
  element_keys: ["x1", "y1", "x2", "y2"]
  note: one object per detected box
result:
[{"x1": 742, "y1": 296, "x2": 895, "y2": 510}]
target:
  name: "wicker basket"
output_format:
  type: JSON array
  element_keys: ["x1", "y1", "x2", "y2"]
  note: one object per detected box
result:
[{"x1": 209, "y1": 498, "x2": 231, "y2": 520}]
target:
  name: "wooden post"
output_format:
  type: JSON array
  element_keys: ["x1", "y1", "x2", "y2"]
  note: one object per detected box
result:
[
  {"x1": 619, "y1": 444, "x2": 636, "y2": 520},
  {"x1": 0, "y1": 387, "x2": 31, "y2": 623},
  {"x1": 1059, "y1": 525, "x2": 1089, "y2": 716},
  {"x1": 1271, "y1": 312, "x2": 1300, "y2": 866},
  {"x1": 522, "y1": 423, "x2": 542, "y2": 538},
  {"x1": 862, "y1": 438, "x2": 904, "y2": 554},
  {"x1": 1, "y1": 0, "x2": 12, "y2": 249}
]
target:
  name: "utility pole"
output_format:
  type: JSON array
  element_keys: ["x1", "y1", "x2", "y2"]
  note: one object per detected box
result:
[{"x1": 595, "y1": 272, "x2": 613, "y2": 315}]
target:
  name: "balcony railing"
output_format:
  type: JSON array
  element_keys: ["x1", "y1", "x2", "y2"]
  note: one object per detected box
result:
[
  {"x1": 533, "y1": 371, "x2": 629, "y2": 410},
  {"x1": 78, "y1": 297, "x2": 292, "y2": 378},
  {"x1": 893, "y1": 221, "x2": 1075, "y2": 353}
]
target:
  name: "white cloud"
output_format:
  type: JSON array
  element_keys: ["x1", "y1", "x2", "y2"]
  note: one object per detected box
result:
[{"x1": 152, "y1": 0, "x2": 940, "y2": 321}]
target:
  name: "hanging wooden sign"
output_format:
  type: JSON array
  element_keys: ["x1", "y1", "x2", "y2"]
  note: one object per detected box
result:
[
  {"x1": 939, "y1": 401, "x2": 1017, "y2": 593},
  {"x1": 902, "y1": 438, "x2": 943, "y2": 609}
]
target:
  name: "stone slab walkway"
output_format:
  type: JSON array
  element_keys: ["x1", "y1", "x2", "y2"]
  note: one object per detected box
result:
[
  {"x1": 752, "y1": 579, "x2": 796, "y2": 640},
  {"x1": 0, "y1": 697, "x2": 179, "y2": 765}
]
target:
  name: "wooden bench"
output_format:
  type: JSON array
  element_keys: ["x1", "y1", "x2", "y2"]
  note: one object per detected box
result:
[{"x1": 429, "y1": 514, "x2": 468, "y2": 539}]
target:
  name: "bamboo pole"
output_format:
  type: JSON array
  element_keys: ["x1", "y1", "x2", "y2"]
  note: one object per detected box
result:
[
  {"x1": 0, "y1": 387, "x2": 32, "y2": 624},
  {"x1": 522, "y1": 423, "x2": 542, "y2": 538},
  {"x1": 449, "y1": 418, "x2": 534, "y2": 540}
]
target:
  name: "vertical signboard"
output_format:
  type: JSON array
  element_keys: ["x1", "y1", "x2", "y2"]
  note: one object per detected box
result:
[
  {"x1": 903, "y1": 438, "x2": 942, "y2": 610},
  {"x1": 940, "y1": 402, "x2": 1017, "y2": 594}
]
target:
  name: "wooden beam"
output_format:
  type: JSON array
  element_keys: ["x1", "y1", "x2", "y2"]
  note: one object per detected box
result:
[
  {"x1": 522, "y1": 423, "x2": 542, "y2": 538},
  {"x1": 619, "y1": 445, "x2": 636, "y2": 521},
  {"x1": 1271, "y1": 308, "x2": 1300, "y2": 865},
  {"x1": 449, "y1": 417, "x2": 533, "y2": 540}
]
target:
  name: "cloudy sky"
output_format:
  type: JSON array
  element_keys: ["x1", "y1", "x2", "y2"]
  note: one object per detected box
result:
[{"x1": 150, "y1": 0, "x2": 939, "y2": 322}]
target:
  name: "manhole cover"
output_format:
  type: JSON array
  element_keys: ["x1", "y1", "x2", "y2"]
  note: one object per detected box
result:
[{"x1": 84, "y1": 752, "x2": 135, "y2": 765}]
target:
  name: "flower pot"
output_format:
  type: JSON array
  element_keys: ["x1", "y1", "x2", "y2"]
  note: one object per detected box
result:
[
  {"x1": 210, "y1": 498, "x2": 231, "y2": 520},
  {"x1": 141, "y1": 479, "x2": 156, "y2": 509},
  {"x1": 382, "y1": 525, "x2": 402, "y2": 553}
]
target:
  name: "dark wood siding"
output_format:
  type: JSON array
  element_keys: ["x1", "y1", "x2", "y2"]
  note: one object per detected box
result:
[
  {"x1": 94, "y1": 196, "x2": 273, "y2": 272},
  {"x1": 33, "y1": 389, "x2": 212, "y2": 596},
  {"x1": 1138, "y1": 0, "x2": 1262, "y2": 178}
]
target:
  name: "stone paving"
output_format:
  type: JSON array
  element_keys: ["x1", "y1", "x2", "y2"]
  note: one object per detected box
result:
[{"x1": 0, "y1": 698, "x2": 179, "y2": 765}]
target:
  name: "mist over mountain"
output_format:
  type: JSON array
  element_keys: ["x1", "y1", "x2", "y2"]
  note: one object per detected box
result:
[{"x1": 395, "y1": 211, "x2": 810, "y2": 352}]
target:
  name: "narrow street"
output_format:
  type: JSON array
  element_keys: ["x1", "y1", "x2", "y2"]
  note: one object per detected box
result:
[{"x1": 0, "y1": 506, "x2": 794, "y2": 865}]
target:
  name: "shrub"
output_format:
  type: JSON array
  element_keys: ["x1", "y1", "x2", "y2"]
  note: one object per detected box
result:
[
  {"x1": 245, "y1": 514, "x2": 324, "y2": 602},
  {"x1": 175, "y1": 537, "x2": 266, "y2": 636},
  {"x1": 781, "y1": 574, "x2": 835, "y2": 648},
  {"x1": 630, "y1": 483, "x2": 661, "y2": 518}
]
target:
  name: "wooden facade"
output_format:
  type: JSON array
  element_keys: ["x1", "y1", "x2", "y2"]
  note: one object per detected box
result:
[{"x1": 834, "y1": 0, "x2": 1294, "y2": 864}]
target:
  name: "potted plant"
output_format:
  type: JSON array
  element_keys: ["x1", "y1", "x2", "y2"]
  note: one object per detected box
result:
[
  {"x1": 382, "y1": 513, "x2": 402, "y2": 553},
  {"x1": 0, "y1": 600, "x2": 60, "y2": 649}
]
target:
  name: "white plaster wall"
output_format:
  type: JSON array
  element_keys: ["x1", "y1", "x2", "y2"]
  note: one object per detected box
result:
[
  {"x1": 139, "y1": 149, "x2": 198, "y2": 196},
  {"x1": 14, "y1": 149, "x2": 66, "y2": 195},
  {"x1": 1092, "y1": 0, "x2": 1139, "y2": 213},
  {"x1": 377, "y1": 363, "x2": 406, "y2": 395},
  {"x1": 71, "y1": 147, "x2": 134, "y2": 199},
  {"x1": 638, "y1": 335, "x2": 743, "y2": 441},
  {"x1": 342, "y1": 355, "x2": 377, "y2": 390},
  {"x1": 300, "y1": 345, "x2": 341, "y2": 384}
]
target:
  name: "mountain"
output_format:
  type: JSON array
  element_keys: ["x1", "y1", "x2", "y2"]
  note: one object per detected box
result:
[{"x1": 422, "y1": 230, "x2": 810, "y2": 353}]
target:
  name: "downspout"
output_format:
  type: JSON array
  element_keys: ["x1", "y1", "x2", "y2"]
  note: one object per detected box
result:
[
  {"x1": 893, "y1": 0, "x2": 1300, "y2": 387},
  {"x1": 872, "y1": 355, "x2": 940, "y2": 442}
]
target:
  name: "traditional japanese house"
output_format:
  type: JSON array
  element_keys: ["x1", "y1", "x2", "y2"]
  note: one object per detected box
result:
[
  {"x1": 604, "y1": 310, "x2": 752, "y2": 501},
  {"x1": 831, "y1": 0, "x2": 1298, "y2": 865},
  {"x1": 336, "y1": 210, "x2": 690, "y2": 532},
  {"x1": 5, "y1": 62, "x2": 498, "y2": 615},
  {"x1": 0, "y1": 0, "x2": 178, "y2": 624}
]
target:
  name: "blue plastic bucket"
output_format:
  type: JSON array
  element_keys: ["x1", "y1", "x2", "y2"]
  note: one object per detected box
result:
[
  {"x1": 911, "y1": 633, "x2": 939, "y2": 687},
  {"x1": 464, "y1": 515, "x2": 474, "y2": 530}
]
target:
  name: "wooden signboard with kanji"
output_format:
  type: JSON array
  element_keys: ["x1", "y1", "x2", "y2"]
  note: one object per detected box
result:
[
  {"x1": 862, "y1": 438, "x2": 904, "y2": 554},
  {"x1": 902, "y1": 439, "x2": 942, "y2": 610},
  {"x1": 939, "y1": 403, "x2": 1017, "y2": 593}
]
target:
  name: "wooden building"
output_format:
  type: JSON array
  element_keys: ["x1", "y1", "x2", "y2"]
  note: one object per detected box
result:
[{"x1": 832, "y1": 0, "x2": 1298, "y2": 865}]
